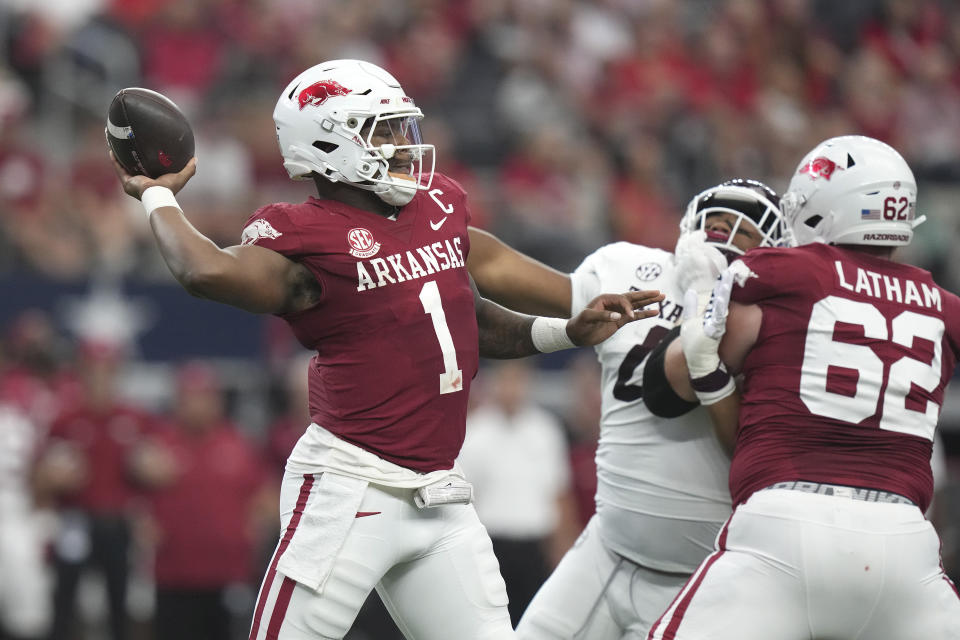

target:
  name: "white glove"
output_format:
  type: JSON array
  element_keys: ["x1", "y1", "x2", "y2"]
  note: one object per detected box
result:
[
  {"x1": 703, "y1": 259, "x2": 756, "y2": 339},
  {"x1": 680, "y1": 268, "x2": 737, "y2": 405},
  {"x1": 674, "y1": 230, "x2": 728, "y2": 296},
  {"x1": 703, "y1": 267, "x2": 736, "y2": 340}
]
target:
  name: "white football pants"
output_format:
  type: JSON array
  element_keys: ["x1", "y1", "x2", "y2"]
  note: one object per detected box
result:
[
  {"x1": 249, "y1": 471, "x2": 514, "y2": 640},
  {"x1": 517, "y1": 516, "x2": 689, "y2": 640},
  {"x1": 648, "y1": 489, "x2": 960, "y2": 640}
]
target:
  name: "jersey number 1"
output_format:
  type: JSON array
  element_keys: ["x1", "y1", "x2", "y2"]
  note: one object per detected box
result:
[{"x1": 420, "y1": 280, "x2": 463, "y2": 394}]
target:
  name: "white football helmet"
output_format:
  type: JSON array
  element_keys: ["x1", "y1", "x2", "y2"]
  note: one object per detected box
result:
[
  {"x1": 273, "y1": 59, "x2": 435, "y2": 206},
  {"x1": 781, "y1": 135, "x2": 924, "y2": 246},
  {"x1": 679, "y1": 178, "x2": 794, "y2": 257}
]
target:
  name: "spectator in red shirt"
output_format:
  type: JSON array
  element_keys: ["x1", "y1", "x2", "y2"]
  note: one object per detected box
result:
[
  {"x1": 263, "y1": 352, "x2": 313, "y2": 478},
  {"x1": 34, "y1": 339, "x2": 158, "y2": 640},
  {"x1": 134, "y1": 361, "x2": 273, "y2": 640}
]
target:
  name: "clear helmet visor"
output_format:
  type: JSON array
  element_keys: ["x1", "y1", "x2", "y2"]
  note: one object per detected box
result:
[{"x1": 361, "y1": 113, "x2": 435, "y2": 194}]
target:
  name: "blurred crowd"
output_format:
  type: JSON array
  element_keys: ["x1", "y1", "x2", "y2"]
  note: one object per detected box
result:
[
  {"x1": 3, "y1": 0, "x2": 960, "y2": 276},
  {"x1": 0, "y1": 314, "x2": 283, "y2": 640},
  {"x1": 2, "y1": 0, "x2": 960, "y2": 638}
]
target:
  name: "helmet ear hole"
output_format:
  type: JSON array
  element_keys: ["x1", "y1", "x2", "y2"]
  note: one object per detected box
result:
[
  {"x1": 804, "y1": 215, "x2": 823, "y2": 228},
  {"x1": 313, "y1": 141, "x2": 338, "y2": 153}
]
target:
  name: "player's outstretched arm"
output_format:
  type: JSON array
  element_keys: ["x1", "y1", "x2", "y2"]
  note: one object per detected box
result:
[
  {"x1": 473, "y1": 277, "x2": 662, "y2": 358},
  {"x1": 111, "y1": 153, "x2": 321, "y2": 314},
  {"x1": 669, "y1": 271, "x2": 760, "y2": 452},
  {"x1": 467, "y1": 227, "x2": 574, "y2": 317},
  {"x1": 641, "y1": 324, "x2": 740, "y2": 452},
  {"x1": 566, "y1": 290, "x2": 664, "y2": 344},
  {"x1": 643, "y1": 334, "x2": 698, "y2": 412},
  {"x1": 703, "y1": 392, "x2": 740, "y2": 455}
]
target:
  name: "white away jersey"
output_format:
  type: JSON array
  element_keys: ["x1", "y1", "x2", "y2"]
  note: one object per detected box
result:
[{"x1": 571, "y1": 242, "x2": 731, "y2": 572}]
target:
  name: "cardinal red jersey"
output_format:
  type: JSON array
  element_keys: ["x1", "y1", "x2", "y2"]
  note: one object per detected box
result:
[
  {"x1": 45, "y1": 404, "x2": 158, "y2": 512},
  {"x1": 240, "y1": 174, "x2": 478, "y2": 473},
  {"x1": 149, "y1": 422, "x2": 267, "y2": 588},
  {"x1": 727, "y1": 243, "x2": 960, "y2": 512}
]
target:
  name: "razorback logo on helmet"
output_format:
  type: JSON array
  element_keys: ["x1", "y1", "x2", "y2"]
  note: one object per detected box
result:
[
  {"x1": 240, "y1": 219, "x2": 283, "y2": 245},
  {"x1": 799, "y1": 156, "x2": 843, "y2": 181},
  {"x1": 298, "y1": 80, "x2": 351, "y2": 110}
]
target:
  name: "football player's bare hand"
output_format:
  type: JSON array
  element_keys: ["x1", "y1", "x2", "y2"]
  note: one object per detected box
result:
[
  {"x1": 109, "y1": 148, "x2": 197, "y2": 200},
  {"x1": 566, "y1": 291, "x2": 663, "y2": 346},
  {"x1": 622, "y1": 289, "x2": 664, "y2": 320},
  {"x1": 589, "y1": 290, "x2": 664, "y2": 320}
]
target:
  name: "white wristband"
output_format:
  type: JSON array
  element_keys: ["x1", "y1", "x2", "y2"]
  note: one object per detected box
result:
[
  {"x1": 531, "y1": 316, "x2": 576, "y2": 353},
  {"x1": 690, "y1": 368, "x2": 736, "y2": 405},
  {"x1": 141, "y1": 186, "x2": 181, "y2": 216}
]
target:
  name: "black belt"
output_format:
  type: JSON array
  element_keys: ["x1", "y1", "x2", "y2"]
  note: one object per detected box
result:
[{"x1": 760, "y1": 481, "x2": 916, "y2": 507}]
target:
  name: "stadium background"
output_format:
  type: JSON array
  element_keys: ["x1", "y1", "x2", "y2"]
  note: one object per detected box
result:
[{"x1": 1, "y1": 0, "x2": 960, "y2": 638}]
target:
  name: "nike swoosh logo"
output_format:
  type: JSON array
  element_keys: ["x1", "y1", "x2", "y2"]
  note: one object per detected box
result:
[
  {"x1": 429, "y1": 217, "x2": 448, "y2": 231},
  {"x1": 355, "y1": 511, "x2": 381, "y2": 518}
]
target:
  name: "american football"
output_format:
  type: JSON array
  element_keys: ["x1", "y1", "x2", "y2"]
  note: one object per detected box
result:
[{"x1": 106, "y1": 87, "x2": 194, "y2": 178}]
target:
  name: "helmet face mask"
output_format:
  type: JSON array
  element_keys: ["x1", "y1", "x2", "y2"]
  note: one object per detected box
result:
[
  {"x1": 680, "y1": 179, "x2": 794, "y2": 258},
  {"x1": 782, "y1": 135, "x2": 922, "y2": 247},
  {"x1": 273, "y1": 59, "x2": 435, "y2": 206},
  {"x1": 359, "y1": 114, "x2": 433, "y2": 204}
]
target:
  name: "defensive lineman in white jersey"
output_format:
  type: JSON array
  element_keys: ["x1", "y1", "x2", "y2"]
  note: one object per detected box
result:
[
  {"x1": 571, "y1": 242, "x2": 731, "y2": 569},
  {"x1": 514, "y1": 180, "x2": 795, "y2": 639}
]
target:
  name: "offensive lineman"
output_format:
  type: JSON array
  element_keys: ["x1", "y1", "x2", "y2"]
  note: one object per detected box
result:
[
  {"x1": 650, "y1": 136, "x2": 960, "y2": 639},
  {"x1": 109, "y1": 59, "x2": 661, "y2": 640},
  {"x1": 467, "y1": 180, "x2": 794, "y2": 639}
]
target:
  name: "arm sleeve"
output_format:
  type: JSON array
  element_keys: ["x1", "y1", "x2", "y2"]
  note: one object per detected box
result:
[
  {"x1": 239, "y1": 204, "x2": 304, "y2": 256},
  {"x1": 729, "y1": 249, "x2": 800, "y2": 305},
  {"x1": 642, "y1": 326, "x2": 701, "y2": 418},
  {"x1": 941, "y1": 287, "x2": 960, "y2": 361},
  {"x1": 569, "y1": 254, "x2": 602, "y2": 316}
]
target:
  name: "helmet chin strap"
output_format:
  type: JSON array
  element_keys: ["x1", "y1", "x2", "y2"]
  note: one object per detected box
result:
[
  {"x1": 372, "y1": 152, "x2": 418, "y2": 206},
  {"x1": 375, "y1": 178, "x2": 417, "y2": 206},
  {"x1": 348, "y1": 149, "x2": 420, "y2": 206}
]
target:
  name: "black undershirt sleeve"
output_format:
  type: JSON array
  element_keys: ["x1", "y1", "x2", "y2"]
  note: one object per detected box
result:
[{"x1": 642, "y1": 325, "x2": 700, "y2": 418}]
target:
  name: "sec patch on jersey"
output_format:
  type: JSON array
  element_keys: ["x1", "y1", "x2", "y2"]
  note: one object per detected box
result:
[{"x1": 106, "y1": 87, "x2": 194, "y2": 178}]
